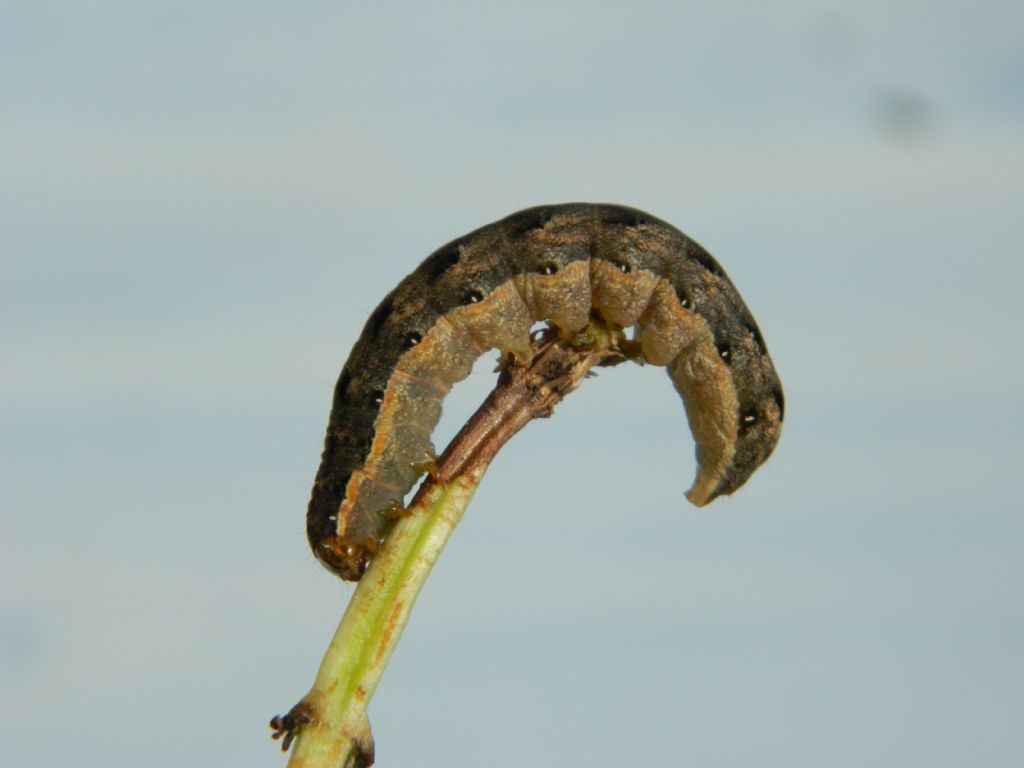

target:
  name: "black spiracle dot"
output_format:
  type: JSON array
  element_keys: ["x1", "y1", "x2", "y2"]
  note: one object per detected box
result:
[
  {"x1": 673, "y1": 286, "x2": 693, "y2": 309},
  {"x1": 462, "y1": 289, "x2": 485, "y2": 305},
  {"x1": 538, "y1": 263, "x2": 559, "y2": 275},
  {"x1": 610, "y1": 258, "x2": 632, "y2": 274},
  {"x1": 740, "y1": 408, "x2": 758, "y2": 432},
  {"x1": 369, "y1": 389, "x2": 385, "y2": 406},
  {"x1": 716, "y1": 342, "x2": 732, "y2": 362},
  {"x1": 404, "y1": 331, "x2": 423, "y2": 349}
]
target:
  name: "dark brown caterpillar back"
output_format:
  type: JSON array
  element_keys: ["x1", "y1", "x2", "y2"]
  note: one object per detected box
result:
[{"x1": 308, "y1": 203, "x2": 783, "y2": 580}]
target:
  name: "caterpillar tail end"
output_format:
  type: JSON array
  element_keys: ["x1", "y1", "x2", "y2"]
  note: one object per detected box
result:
[{"x1": 684, "y1": 441, "x2": 735, "y2": 507}]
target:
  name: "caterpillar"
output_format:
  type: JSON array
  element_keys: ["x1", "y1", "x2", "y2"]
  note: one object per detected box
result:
[{"x1": 307, "y1": 203, "x2": 783, "y2": 581}]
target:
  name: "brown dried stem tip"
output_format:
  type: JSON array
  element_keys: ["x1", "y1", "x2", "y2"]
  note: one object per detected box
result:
[{"x1": 271, "y1": 321, "x2": 626, "y2": 768}]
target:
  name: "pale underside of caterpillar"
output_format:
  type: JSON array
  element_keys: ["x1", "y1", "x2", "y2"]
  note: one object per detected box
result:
[{"x1": 307, "y1": 203, "x2": 784, "y2": 581}]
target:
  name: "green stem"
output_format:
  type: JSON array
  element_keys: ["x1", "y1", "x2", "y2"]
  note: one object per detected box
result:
[
  {"x1": 284, "y1": 466, "x2": 487, "y2": 768},
  {"x1": 272, "y1": 323, "x2": 623, "y2": 766}
]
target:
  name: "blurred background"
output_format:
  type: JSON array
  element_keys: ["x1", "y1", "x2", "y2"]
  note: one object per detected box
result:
[{"x1": 2, "y1": 1, "x2": 1022, "y2": 766}]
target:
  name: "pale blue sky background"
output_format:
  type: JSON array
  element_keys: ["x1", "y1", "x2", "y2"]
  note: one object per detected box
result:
[{"x1": 2, "y1": 1, "x2": 1022, "y2": 766}]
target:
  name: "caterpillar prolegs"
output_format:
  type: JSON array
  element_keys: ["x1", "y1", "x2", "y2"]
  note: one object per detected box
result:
[{"x1": 307, "y1": 203, "x2": 784, "y2": 580}]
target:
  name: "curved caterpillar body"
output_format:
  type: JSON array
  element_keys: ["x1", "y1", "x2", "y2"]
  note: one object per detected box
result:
[{"x1": 308, "y1": 203, "x2": 783, "y2": 580}]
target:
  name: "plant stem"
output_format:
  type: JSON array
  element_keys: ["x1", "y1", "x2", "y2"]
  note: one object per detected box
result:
[
  {"x1": 279, "y1": 468, "x2": 485, "y2": 768},
  {"x1": 272, "y1": 324, "x2": 623, "y2": 767}
]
